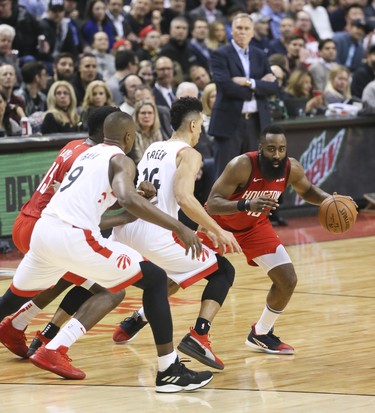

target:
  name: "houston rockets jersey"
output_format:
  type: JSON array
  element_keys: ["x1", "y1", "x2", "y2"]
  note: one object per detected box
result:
[
  {"x1": 136, "y1": 140, "x2": 191, "y2": 219},
  {"x1": 21, "y1": 139, "x2": 90, "y2": 219},
  {"x1": 211, "y1": 152, "x2": 291, "y2": 232},
  {"x1": 43, "y1": 143, "x2": 124, "y2": 231}
]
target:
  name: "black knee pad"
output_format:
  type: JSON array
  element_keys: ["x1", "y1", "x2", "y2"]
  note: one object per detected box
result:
[
  {"x1": 202, "y1": 255, "x2": 235, "y2": 305},
  {"x1": 136, "y1": 261, "x2": 167, "y2": 290},
  {"x1": 0, "y1": 289, "x2": 30, "y2": 321},
  {"x1": 59, "y1": 286, "x2": 93, "y2": 315}
]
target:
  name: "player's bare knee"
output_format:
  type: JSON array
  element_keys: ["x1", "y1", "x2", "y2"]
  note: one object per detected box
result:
[
  {"x1": 269, "y1": 264, "x2": 297, "y2": 292},
  {"x1": 109, "y1": 289, "x2": 125, "y2": 306}
]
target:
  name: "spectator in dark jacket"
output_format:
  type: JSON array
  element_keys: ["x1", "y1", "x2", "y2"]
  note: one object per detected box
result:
[{"x1": 351, "y1": 45, "x2": 375, "y2": 99}]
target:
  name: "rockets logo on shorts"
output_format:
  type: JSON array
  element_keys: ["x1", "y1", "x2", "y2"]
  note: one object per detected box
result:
[
  {"x1": 116, "y1": 254, "x2": 131, "y2": 270},
  {"x1": 200, "y1": 248, "x2": 209, "y2": 262}
]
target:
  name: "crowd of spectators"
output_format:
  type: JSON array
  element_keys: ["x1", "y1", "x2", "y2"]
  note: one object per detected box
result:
[{"x1": 1, "y1": 0, "x2": 375, "y2": 222}]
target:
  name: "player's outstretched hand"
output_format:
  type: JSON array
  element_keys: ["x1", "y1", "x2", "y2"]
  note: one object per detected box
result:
[
  {"x1": 251, "y1": 196, "x2": 279, "y2": 215},
  {"x1": 175, "y1": 224, "x2": 203, "y2": 260},
  {"x1": 215, "y1": 229, "x2": 242, "y2": 255}
]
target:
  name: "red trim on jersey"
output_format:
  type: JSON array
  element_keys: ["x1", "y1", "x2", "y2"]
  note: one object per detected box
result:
[
  {"x1": 108, "y1": 271, "x2": 143, "y2": 292},
  {"x1": 81, "y1": 229, "x2": 113, "y2": 258},
  {"x1": 180, "y1": 262, "x2": 219, "y2": 289},
  {"x1": 10, "y1": 282, "x2": 44, "y2": 297},
  {"x1": 176, "y1": 145, "x2": 190, "y2": 157}
]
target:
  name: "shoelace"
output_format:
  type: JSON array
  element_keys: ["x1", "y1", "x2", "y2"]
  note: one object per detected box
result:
[{"x1": 267, "y1": 331, "x2": 282, "y2": 344}]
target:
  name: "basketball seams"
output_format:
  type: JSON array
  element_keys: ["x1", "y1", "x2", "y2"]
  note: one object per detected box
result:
[{"x1": 319, "y1": 195, "x2": 357, "y2": 234}]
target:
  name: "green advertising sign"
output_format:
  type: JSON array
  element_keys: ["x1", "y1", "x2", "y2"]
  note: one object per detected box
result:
[{"x1": 0, "y1": 150, "x2": 59, "y2": 237}]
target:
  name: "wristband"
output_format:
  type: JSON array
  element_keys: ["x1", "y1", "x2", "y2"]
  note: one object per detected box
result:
[{"x1": 237, "y1": 199, "x2": 250, "y2": 212}]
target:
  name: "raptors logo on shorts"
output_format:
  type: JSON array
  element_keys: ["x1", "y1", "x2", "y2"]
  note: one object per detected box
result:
[{"x1": 116, "y1": 254, "x2": 131, "y2": 270}]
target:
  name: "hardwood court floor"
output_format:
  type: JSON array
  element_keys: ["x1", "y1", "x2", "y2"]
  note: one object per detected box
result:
[{"x1": 1, "y1": 214, "x2": 375, "y2": 413}]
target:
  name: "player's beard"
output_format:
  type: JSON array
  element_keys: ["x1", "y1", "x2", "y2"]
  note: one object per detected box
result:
[{"x1": 258, "y1": 151, "x2": 288, "y2": 180}]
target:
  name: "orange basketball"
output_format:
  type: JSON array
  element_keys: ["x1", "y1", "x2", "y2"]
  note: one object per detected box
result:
[{"x1": 318, "y1": 195, "x2": 358, "y2": 234}]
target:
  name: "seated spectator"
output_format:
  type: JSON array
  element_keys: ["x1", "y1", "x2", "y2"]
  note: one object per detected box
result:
[
  {"x1": 333, "y1": 19, "x2": 367, "y2": 72},
  {"x1": 119, "y1": 73, "x2": 144, "y2": 115},
  {"x1": 0, "y1": 0, "x2": 45, "y2": 64},
  {"x1": 106, "y1": 0, "x2": 126, "y2": 39},
  {"x1": 261, "y1": 0, "x2": 287, "y2": 40},
  {"x1": 188, "y1": 18, "x2": 212, "y2": 71},
  {"x1": 286, "y1": 0, "x2": 305, "y2": 20},
  {"x1": 39, "y1": 0, "x2": 79, "y2": 70},
  {"x1": 284, "y1": 68, "x2": 324, "y2": 116},
  {"x1": 365, "y1": 0, "x2": 375, "y2": 31},
  {"x1": 207, "y1": 20, "x2": 228, "y2": 51},
  {"x1": 137, "y1": 59, "x2": 154, "y2": 86},
  {"x1": 309, "y1": 39, "x2": 337, "y2": 92},
  {"x1": 71, "y1": 53, "x2": 100, "y2": 107},
  {"x1": 123, "y1": 0, "x2": 152, "y2": 46},
  {"x1": 14, "y1": 61, "x2": 48, "y2": 116},
  {"x1": 0, "y1": 24, "x2": 22, "y2": 83},
  {"x1": 129, "y1": 99, "x2": 162, "y2": 165},
  {"x1": 106, "y1": 50, "x2": 139, "y2": 105},
  {"x1": 44, "y1": 52, "x2": 75, "y2": 93},
  {"x1": 133, "y1": 83, "x2": 172, "y2": 140},
  {"x1": 136, "y1": 25, "x2": 162, "y2": 62},
  {"x1": 91, "y1": 31, "x2": 115, "y2": 80},
  {"x1": 80, "y1": 80, "x2": 114, "y2": 131},
  {"x1": 250, "y1": 13, "x2": 271, "y2": 55},
  {"x1": 158, "y1": 16, "x2": 198, "y2": 81},
  {"x1": 0, "y1": 89, "x2": 21, "y2": 137},
  {"x1": 268, "y1": 16, "x2": 295, "y2": 56},
  {"x1": 286, "y1": 34, "x2": 309, "y2": 72},
  {"x1": 294, "y1": 10, "x2": 320, "y2": 65},
  {"x1": 351, "y1": 44, "x2": 375, "y2": 99},
  {"x1": 81, "y1": 0, "x2": 115, "y2": 51},
  {"x1": 0, "y1": 64, "x2": 26, "y2": 123},
  {"x1": 188, "y1": 0, "x2": 224, "y2": 25},
  {"x1": 189, "y1": 65, "x2": 211, "y2": 97},
  {"x1": 324, "y1": 65, "x2": 351, "y2": 104},
  {"x1": 41, "y1": 80, "x2": 80, "y2": 134}
]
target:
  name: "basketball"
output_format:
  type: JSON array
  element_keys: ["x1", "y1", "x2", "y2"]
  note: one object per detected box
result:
[{"x1": 318, "y1": 195, "x2": 358, "y2": 234}]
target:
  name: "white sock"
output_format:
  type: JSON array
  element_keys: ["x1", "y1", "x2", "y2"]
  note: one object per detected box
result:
[
  {"x1": 46, "y1": 318, "x2": 86, "y2": 350},
  {"x1": 158, "y1": 350, "x2": 178, "y2": 372},
  {"x1": 11, "y1": 301, "x2": 42, "y2": 331},
  {"x1": 255, "y1": 304, "x2": 283, "y2": 335},
  {"x1": 137, "y1": 307, "x2": 147, "y2": 322}
]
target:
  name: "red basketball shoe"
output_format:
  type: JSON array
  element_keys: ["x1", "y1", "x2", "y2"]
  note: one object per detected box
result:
[
  {"x1": 177, "y1": 327, "x2": 224, "y2": 370},
  {"x1": 30, "y1": 345, "x2": 86, "y2": 379},
  {"x1": 0, "y1": 317, "x2": 28, "y2": 358}
]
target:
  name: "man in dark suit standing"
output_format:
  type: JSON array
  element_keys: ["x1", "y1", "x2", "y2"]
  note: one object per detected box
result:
[{"x1": 209, "y1": 13, "x2": 278, "y2": 178}]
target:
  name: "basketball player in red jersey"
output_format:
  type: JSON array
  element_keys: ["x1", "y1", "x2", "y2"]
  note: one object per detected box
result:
[
  {"x1": 203, "y1": 124, "x2": 339, "y2": 354},
  {"x1": 0, "y1": 107, "x2": 128, "y2": 357}
]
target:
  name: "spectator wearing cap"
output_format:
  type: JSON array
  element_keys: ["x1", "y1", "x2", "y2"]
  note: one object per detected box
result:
[
  {"x1": 81, "y1": 0, "x2": 116, "y2": 51},
  {"x1": 333, "y1": 19, "x2": 367, "y2": 72},
  {"x1": 351, "y1": 45, "x2": 375, "y2": 99},
  {"x1": 111, "y1": 38, "x2": 132, "y2": 54},
  {"x1": 250, "y1": 12, "x2": 271, "y2": 55},
  {"x1": 136, "y1": 25, "x2": 161, "y2": 62},
  {"x1": 91, "y1": 31, "x2": 115, "y2": 80},
  {"x1": 39, "y1": 0, "x2": 79, "y2": 66}
]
